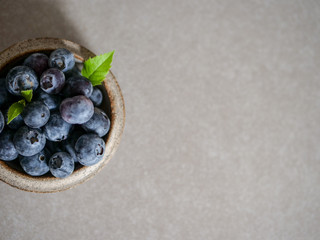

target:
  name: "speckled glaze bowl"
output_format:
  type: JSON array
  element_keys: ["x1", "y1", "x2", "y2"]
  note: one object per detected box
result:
[{"x1": 0, "y1": 38, "x2": 125, "y2": 193}]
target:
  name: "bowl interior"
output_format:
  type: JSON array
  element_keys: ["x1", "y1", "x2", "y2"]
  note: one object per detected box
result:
[{"x1": 0, "y1": 50, "x2": 112, "y2": 177}]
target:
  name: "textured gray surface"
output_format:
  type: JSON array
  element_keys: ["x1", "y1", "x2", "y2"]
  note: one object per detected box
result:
[{"x1": 1, "y1": 0, "x2": 320, "y2": 239}]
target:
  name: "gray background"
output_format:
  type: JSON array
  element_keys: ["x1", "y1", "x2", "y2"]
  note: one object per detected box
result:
[{"x1": 1, "y1": 0, "x2": 320, "y2": 239}]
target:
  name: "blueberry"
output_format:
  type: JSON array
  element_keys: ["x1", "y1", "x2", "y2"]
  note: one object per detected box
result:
[
  {"x1": 0, "y1": 78, "x2": 15, "y2": 108},
  {"x1": 49, "y1": 152, "x2": 74, "y2": 178},
  {"x1": 75, "y1": 134, "x2": 105, "y2": 166},
  {"x1": 0, "y1": 129, "x2": 19, "y2": 161},
  {"x1": 6, "y1": 66, "x2": 38, "y2": 96},
  {"x1": 60, "y1": 96, "x2": 94, "y2": 124},
  {"x1": 89, "y1": 87, "x2": 103, "y2": 106},
  {"x1": 0, "y1": 111, "x2": 4, "y2": 134},
  {"x1": 82, "y1": 108, "x2": 110, "y2": 137},
  {"x1": 7, "y1": 116, "x2": 24, "y2": 130},
  {"x1": 62, "y1": 76, "x2": 93, "y2": 98},
  {"x1": 61, "y1": 129, "x2": 85, "y2": 163},
  {"x1": 19, "y1": 149, "x2": 50, "y2": 176},
  {"x1": 40, "y1": 68, "x2": 65, "y2": 94},
  {"x1": 49, "y1": 48, "x2": 75, "y2": 72},
  {"x1": 43, "y1": 112, "x2": 73, "y2": 141},
  {"x1": 64, "y1": 65, "x2": 81, "y2": 79},
  {"x1": 13, "y1": 126, "x2": 46, "y2": 157},
  {"x1": 4, "y1": 108, "x2": 24, "y2": 130},
  {"x1": 22, "y1": 101, "x2": 50, "y2": 128},
  {"x1": 64, "y1": 143, "x2": 78, "y2": 162},
  {"x1": 23, "y1": 53, "x2": 49, "y2": 77},
  {"x1": 34, "y1": 89, "x2": 62, "y2": 111}
]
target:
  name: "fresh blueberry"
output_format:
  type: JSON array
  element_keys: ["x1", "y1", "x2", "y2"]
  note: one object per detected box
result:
[
  {"x1": 61, "y1": 129, "x2": 85, "y2": 163},
  {"x1": 60, "y1": 96, "x2": 94, "y2": 124},
  {"x1": 6, "y1": 66, "x2": 38, "y2": 96},
  {"x1": 0, "y1": 129, "x2": 19, "y2": 161},
  {"x1": 22, "y1": 101, "x2": 50, "y2": 128},
  {"x1": 4, "y1": 108, "x2": 24, "y2": 130},
  {"x1": 0, "y1": 111, "x2": 4, "y2": 134},
  {"x1": 81, "y1": 108, "x2": 110, "y2": 137},
  {"x1": 49, "y1": 48, "x2": 75, "y2": 72},
  {"x1": 43, "y1": 112, "x2": 73, "y2": 141},
  {"x1": 75, "y1": 134, "x2": 105, "y2": 166},
  {"x1": 64, "y1": 65, "x2": 81, "y2": 79},
  {"x1": 49, "y1": 152, "x2": 74, "y2": 178},
  {"x1": 62, "y1": 76, "x2": 93, "y2": 98},
  {"x1": 13, "y1": 126, "x2": 46, "y2": 157},
  {"x1": 0, "y1": 78, "x2": 8, "y2": 108},
  {"x1": 89, "y1": 87, "x2": 103, "y2": 106},
  {"x1": 63, "y1": 143, "x2": 78, "y2": 163},
  {"x1": 34, "y1": 89, "x2": 62, "y2": 111},
  {"x1": 19, "y1": 149, "x2": 50, "y2": 176},
  {"x1": 0, "y1": 78, "x2": 15, "y2": 108},
  {"x1": 7, "y1": 116, "x2": 24, "y2": 130},
  {"x1": 40, "y1": 68, "x2": 65, "y2": 94},
  {"x1": 23, "y1": 53, "x2": 49, "y2": 77}
]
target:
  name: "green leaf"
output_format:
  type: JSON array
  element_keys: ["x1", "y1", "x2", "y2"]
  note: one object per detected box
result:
[
  {"x1": 21, "y1": 90, "x2": 33, "y2": 102},
  {"x1": 7, "y1": 99, "x2": 26, "y2": 124},
  {"x1": 81, "y1": 50, "x2": 114, "y2": 86}
]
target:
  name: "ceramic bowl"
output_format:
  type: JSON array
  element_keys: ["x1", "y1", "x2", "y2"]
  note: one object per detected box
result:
[{"x1": 0, "y1": 38, "x2": 125, "y2": 193}]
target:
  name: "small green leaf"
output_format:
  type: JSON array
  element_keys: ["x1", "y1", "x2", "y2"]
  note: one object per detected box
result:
[
  {"x1": 7, "y1": 99, "x2": 26, "y2": 124},
  {"x1": 21, "y1": 90, "x2": 33, "y2": 102},
  {"x1": 81, "y1": 50, "x2": 114, "y2": 86}
]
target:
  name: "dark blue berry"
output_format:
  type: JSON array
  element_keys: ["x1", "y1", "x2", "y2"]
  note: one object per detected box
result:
[
  {"x1": 0, "y1": 111, "x2": 4, "y2": 134},
  {"x1": 5, "y1": 108, "x2": 24, "y2": 130},
  {"x1": 6, "y1": 66, "x2": 38, "y2": 96},
  {"x1": 22, "y1": 101, "x2": 50, "y2": 128},
  {"x1": 23, "y1": 53, "x2": 49, "y2": 77},
  {"x1": 61, "y1": 129, "x2": 85, "y2": 163},
  {"x1": 43, "y1": 112, "x2": 73, "y2": 141},
  {"x1": 64, "y1": 65, "x2": 81, "y2": 79},
  {"x1": 0, "y1": 78, "x2": 15, "y2": 108},
  {"x1": 35, "y1": 89, "x2": 61, "y2": 111},
  {"x1": 19, "y1": 149, "x2": 50, "y2": 176},
  {"x1": 8, "y1": 116, "x2": 24, "y2": 130},
  {"x1": 60, "y1": 96, "x2": 94, "y2": 124},
  {"x1": 13, "y1": 126, "x2": 46, "y2": 157},
  {"x1": 49, "y1": 48, "x2": 75, "y2": 72},
  {"x1": 82, "y1": 108, "x2": 110, "y2": 137},
  {"x1": 89, "y1": 87, "x2": 103, "y2": 106},
  {"x1": 75, "y1": 134, "x2": 105, "y2": 166},
  {"x1": 0, "y1": 129, "x2": 19, "y2": 161},
  {"x1": 62, "y1": 76, "x2": 93, "y2": 98},
  {"x1": 40, "y1": 68, "x2": 65, "y2": 94},
  {"x1": 49, "y1": 152, "x2": 74, "y2": 178}
]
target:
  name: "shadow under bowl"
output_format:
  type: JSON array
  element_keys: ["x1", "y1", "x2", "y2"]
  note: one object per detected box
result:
[{"x1": 0, "y1": 38, "x2": 125, "y2": 193}]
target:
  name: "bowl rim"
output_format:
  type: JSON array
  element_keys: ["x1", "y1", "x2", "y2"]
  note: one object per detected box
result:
[{"x1": 0, "y1": 38, "x2": 125, "y2": 193}]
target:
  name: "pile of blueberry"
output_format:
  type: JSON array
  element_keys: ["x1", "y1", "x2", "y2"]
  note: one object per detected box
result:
[{"x1": 0, "y1": 49, "x2": 110, "y2": 178}]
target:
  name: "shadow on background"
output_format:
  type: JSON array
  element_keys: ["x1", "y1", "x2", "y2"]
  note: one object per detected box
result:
[{"x1": 0, "y1": 0, "x2": 82, "y2": 51}]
